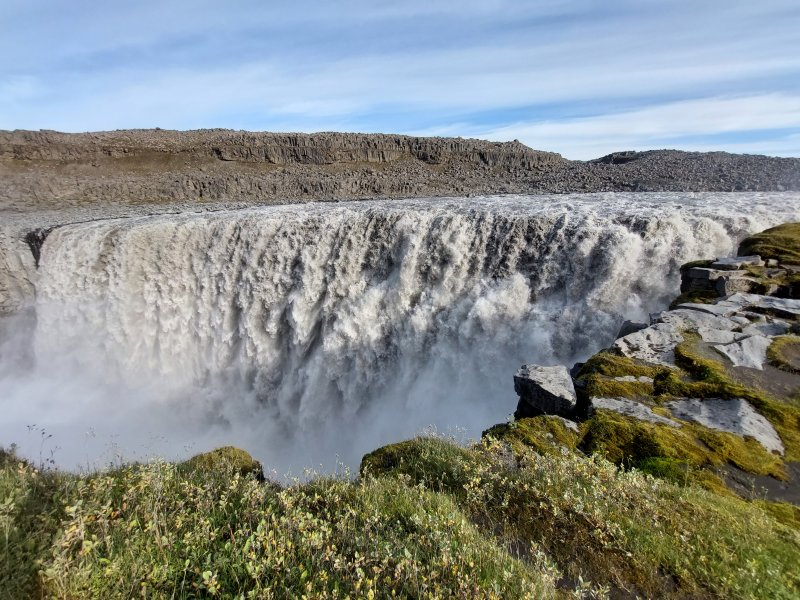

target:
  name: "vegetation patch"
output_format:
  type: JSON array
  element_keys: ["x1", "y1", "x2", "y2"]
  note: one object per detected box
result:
[
  {"x1": 575, "y1": 351, "x2": 667, "y2": 380},
  {"x1": 669, "y1": 289, "x2": 719, "y2": 309},
  {"x1": 363, "y1": 436, "x2": 800, "y2": 599},
  {"x1": 179, "y1": 445, "x2": 264, "y2": 480},
  {"x1": 3, "y1": 446, "x2": 552, "y2": 599},
  {"x1": 482, "y1": 416, "x2": 580, "y2": 456},
  {"x1": 738, "y1": 222, "x2": 800, "y2": 264},
  {"x1": 768, "y1": 335, "x2": 800, "y2": 375}
]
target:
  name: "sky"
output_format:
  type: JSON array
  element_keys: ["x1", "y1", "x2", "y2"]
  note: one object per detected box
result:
[{"x1": 1, "y1": 0, "x2": 799, "y2": 159}]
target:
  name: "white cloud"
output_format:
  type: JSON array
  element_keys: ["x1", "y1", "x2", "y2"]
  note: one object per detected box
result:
[{"x1": 471, "y1": 95, "x2": 800, "y2": 159}]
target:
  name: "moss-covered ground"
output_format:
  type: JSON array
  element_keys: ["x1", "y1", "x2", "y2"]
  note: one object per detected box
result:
[{"x1": 738, "y1": 223, "x2": 800, "y2": 264}]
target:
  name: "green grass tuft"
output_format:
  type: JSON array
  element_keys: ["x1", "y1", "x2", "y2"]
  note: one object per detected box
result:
[
  {"x1": 738, "y1": 222, "x2": 800, "y2": 264},
  {"x1": 179, "y1": 446, "x2": 264, "y2": 480},
  {"x1": 767, "y1": 335, "x2": 800, "y2": 375}
]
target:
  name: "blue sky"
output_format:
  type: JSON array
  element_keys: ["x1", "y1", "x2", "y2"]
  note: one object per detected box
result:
[{"x1": 1, "y1": 1, "x2": 799, "y2": 159}]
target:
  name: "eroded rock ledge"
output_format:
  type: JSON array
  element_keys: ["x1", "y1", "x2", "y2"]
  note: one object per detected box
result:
[{"x1": 510, "y1": 223, "x2": 800, "y2": 503}]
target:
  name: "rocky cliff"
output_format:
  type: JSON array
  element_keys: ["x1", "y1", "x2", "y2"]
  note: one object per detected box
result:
[
  {"x1": 2, "y1": 129, "x2": 799, "y2": 212},
  {"x1": 509, "y1": 223, "x2": 800, "y2": 504}
]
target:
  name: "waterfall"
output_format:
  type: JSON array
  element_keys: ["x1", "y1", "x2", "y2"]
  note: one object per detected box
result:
[{"x1": 3, "y1": 192, "x2": 800, "y2": 473}]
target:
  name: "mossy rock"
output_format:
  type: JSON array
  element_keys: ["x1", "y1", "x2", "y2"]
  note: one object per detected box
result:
[
  {"x1": 580, "y1": 409, "x2": 786, "y2": 485},
  {"x1": 738, "y1": 222, "x2": 800, "y2": 264},
  {"x1": 483, "y1": 415, "x2": 580, "y2": 456},
  {"x1": 575, "y1": 351, "x2": 666, "y2": 380},
  {"x1": 360, "y1": 437, "x2": 478, "y2": 490},
  {"x1": 180, "y1": 446, "x2": 264, "y2": 480},
  {"x1": 768, "y1": 335, "x2": 800, "y2": 375},
  {"x1": 669, "y1": 289, "x2": 719, "y2": 309},
  {"x1": 670, "y1": 333, "x2": 800, "y2": 463}
]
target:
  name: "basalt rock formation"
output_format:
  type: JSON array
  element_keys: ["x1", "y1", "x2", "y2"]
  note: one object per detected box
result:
[
  {"x1": 509, "y1": 223, "x2": 800, "y2": 504},
  {"x1": 2, "y1": 129, "x2": 799, "y2": 212}
]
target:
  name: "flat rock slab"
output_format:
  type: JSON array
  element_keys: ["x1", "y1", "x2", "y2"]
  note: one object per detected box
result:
[
  {"x1": 724, "y1": 293, "x2": 800, "y2": 318},
  {"x1": 741, "y1": 320, "x2": 791, "y2": 337},
  {"x1": 713, "y1": 335, "x2": 772, "y2": 369},
  {"x1": 711, "y1": 255, "x2": 764, "y2": 270},
  {"x1": 667, "y1": 398, "x2": 784, "y2": 455},
  {"x1": 590, "y1": 397, "x2": 679, "y2": 426},
  {"x1": 653, "y1": 308, "x2": 740, "y2": 331},
  {"x1": 616, "y1": 320, "x2": 648, "y2": 339},
  {"x1": 514, "y1": 365, "x2": 577, "y2": 418},
  {"x1": 696, "y1": 327, "x2": 745, "y2": 345},
  {"x1": 674, "y1": 302, "x2": 741, "y2": 318},
  {"x1": 613, "y1": 323, "x2": 682, "y2": 367}
]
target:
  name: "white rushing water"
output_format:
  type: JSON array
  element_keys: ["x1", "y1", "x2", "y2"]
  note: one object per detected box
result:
[{"x1": 2, "y1": 192, "x2": 800, "y2": 474}]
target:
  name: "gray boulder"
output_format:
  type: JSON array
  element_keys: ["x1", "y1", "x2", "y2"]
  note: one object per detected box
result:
[
  {"x1": 715, "y1": 273, "x2": 760, "y2": 295},
  {"x1": 612, "y1": 323, "x2": 683, "y2": 367},
  {"x1": 514, "y1": 365, "x2": 577, "y2": 418}
]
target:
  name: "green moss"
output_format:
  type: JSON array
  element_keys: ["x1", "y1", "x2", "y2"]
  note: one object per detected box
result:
[
  {"x1": 180, "y1": 446, "x2": 263, "y2": 479},
  {"x1": 583, "y1": 374, "x2": 654, "y2": 400},
  {"x1": 580, "y1": 408, "x2": 785, "y2": 481},
  {"x1": 755, "y1": 501, "x2": 800, "y2": 529},
  {"x1": 768, "y1": 335, "x2": 800, "y2": 375},
  {"x1": 669, "y1": 289, "x2": 719, "y2": 309},
  {"x1": 668, "y1": 334, "x2": 800, "y2": 462},
  {"x1": 738, "y1": 222, "x2": 800, "y2": 264},
  {"x1": 483, "y1": 416, "x2": 580, "y2": 456},
  {"x1": 360, "y1": 437, "x2": 478, "y2": 491},
  {"x1": 576, "y1": 351, "x2": 667, "y2": 380}
]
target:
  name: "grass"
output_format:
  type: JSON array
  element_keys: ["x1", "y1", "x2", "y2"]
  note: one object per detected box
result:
[
  {"x1": 767, "y1": 335, "x2": 800, "y2": 375},
  {"x1": 482, "y1": 416, "x2": 580, "y2": 457},
  {"x1": 5, "y1": 433, "x2": 798, "y2": 598},
  {"x1": 737, "y1": 223, "x2": 800, "y2": 264},
  {"x1": 363, "y1": 436, "x2": 800, "y2": 599},
  {"x1": 3, "y1": 446, "x2": 553, "y2": 599}
]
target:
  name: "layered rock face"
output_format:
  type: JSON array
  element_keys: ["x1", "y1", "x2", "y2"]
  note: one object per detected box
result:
[
  {"x1": 2, "y1": 129, "x2": 799, "y2": 212},
  {"x1": 511, "y1": 225, "x2": 800, "y2": 502}
]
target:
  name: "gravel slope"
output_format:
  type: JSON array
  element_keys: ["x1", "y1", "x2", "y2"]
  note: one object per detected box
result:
[{"x1": 1, "y1": 129, "x2": 799, "y2": 213}]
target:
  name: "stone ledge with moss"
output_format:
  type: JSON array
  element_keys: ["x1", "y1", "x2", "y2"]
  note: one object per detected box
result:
[{"x1": 498, "y1": 223, "x2": 800, "y2": 507}]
